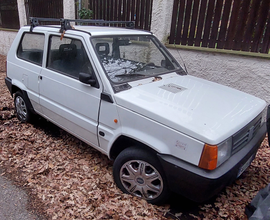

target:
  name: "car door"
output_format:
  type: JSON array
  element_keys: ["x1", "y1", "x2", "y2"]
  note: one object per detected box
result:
[{"x1": 39, "y1": 34, "x2": 101, "y2": 148}]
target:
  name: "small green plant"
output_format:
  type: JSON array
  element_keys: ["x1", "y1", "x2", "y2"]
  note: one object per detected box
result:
[{"x1": 78, "y1": 8, "x2": 93, "y2": 19}]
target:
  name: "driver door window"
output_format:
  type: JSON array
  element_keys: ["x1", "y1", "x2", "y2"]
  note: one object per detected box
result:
[{"x1": 47, "y1": 36, "x2": 93, "y2": 79}]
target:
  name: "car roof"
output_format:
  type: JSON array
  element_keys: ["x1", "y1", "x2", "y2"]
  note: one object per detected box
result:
[
  {"x1": 75, "y1": 25, "x2": 152, "y2": 36},
  {"x1": 23, "y1": 25, "x2": 152, "y2": 37}
]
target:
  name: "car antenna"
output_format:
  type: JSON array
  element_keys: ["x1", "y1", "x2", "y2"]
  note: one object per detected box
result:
[{"x1": 173, "y1": 43, "x2": 188, "y2": 74}]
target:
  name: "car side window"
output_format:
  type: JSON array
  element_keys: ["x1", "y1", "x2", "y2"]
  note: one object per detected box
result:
[
  {"x1": 17, "y1": 33, "x2": 45, "y2": 65},
  {"x1": 47, "y1": 36, "x2": 94, "y2": 79}
]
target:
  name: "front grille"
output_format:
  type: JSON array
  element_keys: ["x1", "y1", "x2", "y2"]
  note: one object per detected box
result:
[{"x1": 232, "y1": 114, "x2": 262, "y2": 154}]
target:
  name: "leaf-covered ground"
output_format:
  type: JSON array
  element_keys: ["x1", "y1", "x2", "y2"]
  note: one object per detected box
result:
[{"x1": 0, "y1": 54, "x2": 269, "y2": 219}]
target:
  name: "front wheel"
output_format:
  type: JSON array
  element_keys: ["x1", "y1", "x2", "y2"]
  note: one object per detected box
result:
[{"x1": 113, "y1": 147, "x2": 169, "y2": 204}]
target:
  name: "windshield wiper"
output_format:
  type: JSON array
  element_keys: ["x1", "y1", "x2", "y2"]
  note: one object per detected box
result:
[
  {"x1": 135, "y1": 62, "x2": 157, "y2": 72},
  {"x1": 114, "y1": 73, "x2": 147, "y2": 77}
]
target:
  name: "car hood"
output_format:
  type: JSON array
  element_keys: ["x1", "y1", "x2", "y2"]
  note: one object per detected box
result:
[{"x1": 114, "y1": 73, "x2": 266, "y2": 144}]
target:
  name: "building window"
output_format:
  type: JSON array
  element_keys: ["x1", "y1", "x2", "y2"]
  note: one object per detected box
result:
[{"x1": 0, "y1": 0, "x2": 20, "y2": 29}]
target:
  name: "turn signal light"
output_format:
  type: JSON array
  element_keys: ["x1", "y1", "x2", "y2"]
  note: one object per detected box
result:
[{"x1": 199, "y1": 144, "x2": 218, "y2": 170}]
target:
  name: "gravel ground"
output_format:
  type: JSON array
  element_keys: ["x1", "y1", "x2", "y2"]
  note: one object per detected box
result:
[{"x1": 0, "y1": 54, "x2": 270, "y2": 219}]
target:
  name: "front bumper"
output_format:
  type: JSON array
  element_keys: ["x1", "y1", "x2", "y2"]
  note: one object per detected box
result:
[{"x1": 157, "y1": 122, "x2": 266, "y2": 203}]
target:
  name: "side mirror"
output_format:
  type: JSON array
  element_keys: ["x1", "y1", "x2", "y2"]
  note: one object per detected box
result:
[{"x1": 79, "y1": 72, "x2": 96, "y2": 86}]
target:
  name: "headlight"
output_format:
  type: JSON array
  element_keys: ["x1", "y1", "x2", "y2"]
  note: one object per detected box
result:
[
  {"x1": 199, "y1": 138, "x2": 232, "y2": 170},
  {"x1": 217, "y1": 137, "x2": 232, "y2": 167}
]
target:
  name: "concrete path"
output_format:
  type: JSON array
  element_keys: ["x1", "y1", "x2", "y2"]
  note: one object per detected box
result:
[{"x1": 0, "y1": 169, "x2": 44, "y2": 220}]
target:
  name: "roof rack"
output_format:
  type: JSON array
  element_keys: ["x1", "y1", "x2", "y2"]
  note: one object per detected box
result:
[{"x1": 29, "y1": 17, "x2": 135, "y2": 32}]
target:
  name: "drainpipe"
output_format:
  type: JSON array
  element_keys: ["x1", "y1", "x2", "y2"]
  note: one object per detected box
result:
[{"x1": 79, "y1": 0, "x2": 82, "y2": 11}]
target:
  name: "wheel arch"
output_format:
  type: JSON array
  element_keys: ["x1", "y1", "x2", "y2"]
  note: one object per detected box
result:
[
  {"x1": 13, "y1": 86, "x2": 36, "y2": 115},
  {"x1": 11, "y1": 84, "x2": 20, "y2": 96},
  {"x1": 109, "y1": 135, "x2": 158, "y2": 160}
]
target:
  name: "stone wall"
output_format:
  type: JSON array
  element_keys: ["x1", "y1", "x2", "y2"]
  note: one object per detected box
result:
[{"x1": 0, "y1": 31, "x2": 17, "y2": 55}]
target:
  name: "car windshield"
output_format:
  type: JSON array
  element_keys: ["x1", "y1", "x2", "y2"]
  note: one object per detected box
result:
[{"x1": 91, "y1": 35, "x2": 184, "y2": 84}]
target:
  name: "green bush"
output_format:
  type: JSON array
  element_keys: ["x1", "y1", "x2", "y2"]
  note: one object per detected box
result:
[{"x1": 78, "y1": 8, "x2": 93, "y2": 19}]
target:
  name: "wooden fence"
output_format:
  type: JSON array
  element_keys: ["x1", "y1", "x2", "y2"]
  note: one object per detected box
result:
[
  {"x1": 169, "y1": 0, "x2": 270, "y2": 54},
  {"x1": 88, "y1": 0, "x2": 153, "y2": 30},
  {"x1": 25, "y1": 0, "x2": 63, "y2": 24}
]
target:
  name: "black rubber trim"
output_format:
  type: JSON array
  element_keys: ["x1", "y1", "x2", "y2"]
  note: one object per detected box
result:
[
  {"x1": 101, "y1": 92, "x2": 113, "y2": 103},
  {"x1": 20, "y1": 90, "x2": 36, "y2": 115},
  {"x1": 5, "y1": 77, "x2": 12, "y2": 95}
]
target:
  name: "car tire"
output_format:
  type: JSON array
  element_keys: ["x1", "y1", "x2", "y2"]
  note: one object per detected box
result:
[
  {"x1": 113, "y1": 147, "x2": 169, "y2": 204},
  {"x1": 14, "y1": 91, "x2": 33, "y2": 123}
]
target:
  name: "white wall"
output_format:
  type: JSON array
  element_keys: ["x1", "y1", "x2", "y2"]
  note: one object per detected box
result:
[
  {"x1": 150, "y1": 0, "x2": 174, "y2": 43},
  {"x1": 17, "y1": 0, "x2": 27, "y2": 27},
  {"x1": 63, "y1": 0, "x2": 76, "y2": 19},
  {"x1": 0, "y1": 31, "x2": 17, "y2": 55}
]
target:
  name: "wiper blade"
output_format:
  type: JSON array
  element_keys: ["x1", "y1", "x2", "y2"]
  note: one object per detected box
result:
[{"x1": 115, "y1": 73, "x2": 147, "y2": 77}]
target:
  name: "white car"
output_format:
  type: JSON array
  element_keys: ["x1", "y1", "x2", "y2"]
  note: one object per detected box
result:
[{"x1": 5, "y1": 18, "x2": 267, "y2": 204}]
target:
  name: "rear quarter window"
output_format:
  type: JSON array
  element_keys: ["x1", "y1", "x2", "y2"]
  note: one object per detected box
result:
[{"x1": 17, "y1": 32, "x2": 45, "y2": 66}]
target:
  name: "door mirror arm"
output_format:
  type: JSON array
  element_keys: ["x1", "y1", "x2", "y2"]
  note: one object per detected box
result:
[{"x1": 79, "y1": 72, "x2": 96, "y2": 86}]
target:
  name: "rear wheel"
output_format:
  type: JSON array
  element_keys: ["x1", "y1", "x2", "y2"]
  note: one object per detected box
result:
[
  {"x1": 14, "y1": 91, "x2": 33, "y2": 123},
  {"x1": 113, "y1": 147, "x2": 169, "y2": 204}
]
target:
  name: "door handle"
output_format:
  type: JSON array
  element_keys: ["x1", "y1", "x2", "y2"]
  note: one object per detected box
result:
[{"x1": 39, "y1": 76, "x2": 42, "y2": 80}]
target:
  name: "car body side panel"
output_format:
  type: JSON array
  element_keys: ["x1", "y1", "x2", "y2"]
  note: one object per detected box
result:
[
  {"x1": 38, "y1": 33, "x2": 102, "y2": 148},
  {"x1": 7, "y1": 60, "x2": 42, "y2": 113},
  {"x1": 98, "y1": 100, "x2": 122, "y2": 155},
  {"x1": 39, "y1": 67, "x2": 101, "y2": 148},
  {"x1": 114, "y1": 105, "x2": 205, "y2": 165}
]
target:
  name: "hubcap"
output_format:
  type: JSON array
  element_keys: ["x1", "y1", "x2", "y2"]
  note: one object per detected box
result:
[
  {"x1": 120, "y1": 160, "x2": 163, "y2": 200},
  {"x1": 136, "y1": 177, "x2": 144, "y2": 184},
  {"x1": 15, "y1": 96, "x2": 27, "y2": 121}
]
